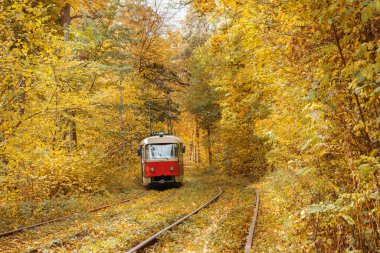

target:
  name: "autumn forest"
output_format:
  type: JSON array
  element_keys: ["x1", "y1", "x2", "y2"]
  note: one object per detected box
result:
[{"x1": 0, "y1": 0, "x2": 379, "y2": 252}]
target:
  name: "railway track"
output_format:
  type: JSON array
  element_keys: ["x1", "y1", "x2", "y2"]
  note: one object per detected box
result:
[
  {"x1": 0, "y1": 187, "x2": 185, "y2": 240},
  {"x1": 244, "y1": 185, "x2": 260, "y2": 253},
  {"x1": 126, "y1": 185, "x2": 260, "y2": 253},
  {"x1": 0, "y1": 191, "x2": 150, "y2": 238},
  {"x1": 111, "y1": 187, "x2": 181, "y2": 224},
  {"x1": 1, "y1": 183, "x2": 260, "y2": 253},
  {"x1": 126, "y1": 187, "x2": 223, "y2": 253}
]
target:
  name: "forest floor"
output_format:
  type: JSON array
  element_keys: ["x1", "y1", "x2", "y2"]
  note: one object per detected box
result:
[{"x1": 0, "y1": 169, "x2": 291, "y2": 253}]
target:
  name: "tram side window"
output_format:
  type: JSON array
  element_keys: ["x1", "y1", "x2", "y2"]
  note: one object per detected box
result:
[{"x1": 146, "y1": 144, "x2": 178, "y2": 159}]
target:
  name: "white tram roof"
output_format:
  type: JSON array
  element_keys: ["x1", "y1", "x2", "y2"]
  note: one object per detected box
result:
[{"x1": 140, "y1": 135, "x2": 183, "y2": 145}]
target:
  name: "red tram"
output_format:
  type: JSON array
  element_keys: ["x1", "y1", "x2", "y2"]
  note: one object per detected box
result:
[{"x1": 138, "y1": 133, "x2": 185, "y2": 187}]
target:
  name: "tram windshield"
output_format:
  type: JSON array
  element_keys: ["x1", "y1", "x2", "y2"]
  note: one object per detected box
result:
[{"x1": 145, "y1": 144, "x2": 178, "y2": 160}]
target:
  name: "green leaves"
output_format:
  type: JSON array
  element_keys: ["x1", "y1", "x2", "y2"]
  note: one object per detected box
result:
[{"x1": 358, "y1": 163, "x2": 372, "y2": 180}]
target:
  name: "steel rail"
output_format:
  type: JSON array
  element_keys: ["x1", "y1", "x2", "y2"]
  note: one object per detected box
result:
[
  {"x1": 126, "y1": 187, "x2": 223, "y2": 253},
  {"x1": 0, "y1": 191, "x2": 149, "y2": 238},
  {"x1": 243, "y1": 185, "x2": 260, "y2": 253}
]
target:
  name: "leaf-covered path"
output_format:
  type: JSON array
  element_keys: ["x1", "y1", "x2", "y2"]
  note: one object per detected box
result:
[{"x1": 0, "y1": 170, "x2": 256, "y2": 252}]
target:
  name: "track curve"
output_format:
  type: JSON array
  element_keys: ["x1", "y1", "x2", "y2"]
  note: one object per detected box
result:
[
  {"x1": 243, "y1": 185, "x2": 260, "y2": 253},
  {"x1": 126, "y1": 187, "x2": 223, "y2": 253}
]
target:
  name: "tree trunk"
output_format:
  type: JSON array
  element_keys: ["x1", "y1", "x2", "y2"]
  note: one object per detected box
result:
[
  {"x1": 61, "y1": 3, "x2": 77, "y2": 149},
  {"x1": 69, "y1": 111, "x2": 77, "y2": 148},
  {"x1": 195, "y1": 121, "x2": 201, "y2": 164},
  {"x1": 206, "y1": 127, "x2": 212, "y2": 168},
  {"x1": 61, "y1": 3, "x2": 71, "y2": 28},
  {"x1": 189, "y1": 142, "x2": 194, "y2": 161}
]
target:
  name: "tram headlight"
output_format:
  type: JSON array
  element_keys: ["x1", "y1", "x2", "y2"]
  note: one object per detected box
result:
[
  {"x1": 170, "y1": 167, "x2": 174, "y2": 172},
  {"x1": 150, "y1": 167, "x2": 155, "y2": 172}
]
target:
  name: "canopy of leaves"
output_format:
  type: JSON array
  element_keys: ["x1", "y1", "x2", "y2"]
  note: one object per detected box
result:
[{"x1": 0, "y1": 0, "x2": 379, "y2": 252}]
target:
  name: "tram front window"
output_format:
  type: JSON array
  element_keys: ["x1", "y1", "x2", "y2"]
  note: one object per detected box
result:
[{"x1": 146, "y1": 144, "x2": 178, "y2": 160}]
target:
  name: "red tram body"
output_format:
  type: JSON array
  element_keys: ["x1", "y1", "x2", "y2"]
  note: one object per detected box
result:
[{"x1": 139, "y1": 134, "x2": 185, "y2": 187}]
